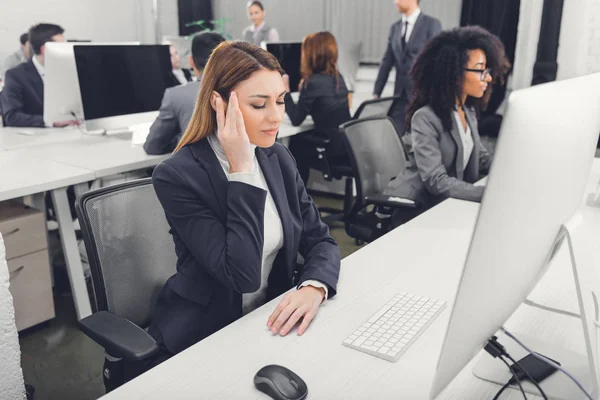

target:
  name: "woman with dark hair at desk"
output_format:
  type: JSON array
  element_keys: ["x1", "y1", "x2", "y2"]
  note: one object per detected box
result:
[
  {"x1": 138, "y1": 41, "x2": 340, "y2": 378},
  {"x1": 284, "y1": 31, "x2": 352, "y2": 183},
  {"x1": 385, "y1": 26, "x2": 510, "y2": 225}
]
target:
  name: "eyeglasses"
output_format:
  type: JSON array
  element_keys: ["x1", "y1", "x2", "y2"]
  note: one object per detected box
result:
[{"x1": 465, "y1": 68, "x2": 492, "y2": 81}]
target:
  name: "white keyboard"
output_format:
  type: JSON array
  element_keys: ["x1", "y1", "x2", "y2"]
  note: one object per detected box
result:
[{"x1": 342, "y1": 292, "x2": 446, "y2": 362}]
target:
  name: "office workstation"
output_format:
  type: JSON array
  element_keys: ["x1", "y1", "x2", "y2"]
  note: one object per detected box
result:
[{"x1": 1, "y1": 0, "x2": 600, "y2": 399}]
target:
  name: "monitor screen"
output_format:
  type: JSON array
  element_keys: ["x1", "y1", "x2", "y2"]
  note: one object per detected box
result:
[
  {"x1": 73, "y1": 45, "x2": 176, "y2": 120},
  {"x1": 267, "y1": 42, "x2": 302, "y2": 93}
]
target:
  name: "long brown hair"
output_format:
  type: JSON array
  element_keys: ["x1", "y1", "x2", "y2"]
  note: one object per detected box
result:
[
  {"x1": 175, "y1": 41, "x2": 283, "y2": 151},
  {"x1": 300, "y1": 31, "x2": 339, "y2": 82}
]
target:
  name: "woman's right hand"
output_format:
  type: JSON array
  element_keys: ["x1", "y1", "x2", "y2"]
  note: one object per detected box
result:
[
  {"x1": 282, "y1": 74, "x2": 291, "y2": 93},
  {"x1": 215, "y1": 91, "x2": 254, "y2": 173}
]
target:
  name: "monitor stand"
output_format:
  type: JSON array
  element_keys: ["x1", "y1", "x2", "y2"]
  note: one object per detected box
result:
[{"x1": 472, "y1": 212, "x2": 600, "y2": 399}]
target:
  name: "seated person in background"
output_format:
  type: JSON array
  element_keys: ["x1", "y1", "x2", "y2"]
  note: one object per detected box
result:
[
  {"x1": 1, "y1": 23, "x2": 78, "y2": 128},
  {"x1": 384, "y1": 26, "x2": 510, "y2": 225},
  {"x1": 168, "y1": 44, "x2": 193, "y2": 86},
  {"x1": 2, "y1": 32, "x2": 30, "y2": 81},
  {"x1": 138, "y1": 41, "x2": 340, "y2": 377},
  {"x1": 242, "y1": 1, "x2": 279, "y2": 45},
  {"x1": 144, "y1": 32, "x2": 225, "y2": 155},
  {"x1": 284, "y1": 31, "x2": 352, "y2": 183}
]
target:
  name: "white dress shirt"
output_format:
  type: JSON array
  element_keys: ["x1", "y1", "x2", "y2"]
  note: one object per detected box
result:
[
  {"x1": 207, "y1": 134, "x2": 327, "y2": 315},
  {"x1": 172, "y1": 68, "x2": 188, "y2": 85},
  {"x1": 32, "y1": 55, "x2": 45, "y2": 82},
  {"x1": 401, "y1": 8, "x2": 422, "y2": 43},
  {"x1": 453, "y1": 110, "x2": 474, "y2": 168}
]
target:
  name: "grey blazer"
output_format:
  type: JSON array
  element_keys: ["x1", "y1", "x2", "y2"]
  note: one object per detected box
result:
[
  {"x1": 143, "y1": 80, "x2": 201, "y2": 155},
  {"x1": 385, "y1": 105, "x2": 492, "y2": 206},
  {"x1": 373, "y1": 13, "x2": 442, "y2": 97}
]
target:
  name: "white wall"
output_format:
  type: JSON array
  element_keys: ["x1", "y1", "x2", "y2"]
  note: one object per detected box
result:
[
  {"x1": 0, "y1": 234, "x2": 25, "y2": 400},
  {"x1": 557, "y1": 0, "x2": 600, "y2": 80},
  {"x1": 0, "y1": 0, "x2": 156, "y2": 62}
]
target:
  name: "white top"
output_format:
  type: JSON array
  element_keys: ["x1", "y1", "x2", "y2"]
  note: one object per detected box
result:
[
  {"x1": 250, "y1": 21, "x2": 280, "y2": 43},
  {"x1": 206, "y1": 134, "x2": 327, "y2": 314},
  {"x1": 401, "y1": 8, "x2": 422, "y2": 42},
  {"x1": 32, "y1": 55, "x2": 45, "y2": 82},
  {"x1": 453, "y1": 110, "x2": 474, "y2": 167},
  {"x1": 172, "y1": 68, "x2": 188, "y2": 85}
]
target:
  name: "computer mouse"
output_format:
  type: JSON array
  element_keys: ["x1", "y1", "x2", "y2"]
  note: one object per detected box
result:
[{"x1": 254, "y1": 364, "x2": 308, "y2": 400}]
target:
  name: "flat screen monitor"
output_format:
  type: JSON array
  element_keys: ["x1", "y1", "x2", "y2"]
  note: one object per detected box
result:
[
  {"x1": 267, "y1": 42, "x2": 302, "y2": 93},
  {"x1": 74, "y1": 45, "x2": 176, "y2": 131}
]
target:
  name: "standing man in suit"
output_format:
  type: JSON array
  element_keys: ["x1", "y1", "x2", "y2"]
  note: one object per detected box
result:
[
  {"x1": 1, "y1": 33, "x2": 30, "y2": 81},
  {"x1": 1, "y1": 23, "x2": 78, "y2": 127},
  {"x1": 373, "y1": 0, "x2": 441, "y2": 134},
  {"x1": 144, "y1": 32, "x2": 225, "y2": 155}
]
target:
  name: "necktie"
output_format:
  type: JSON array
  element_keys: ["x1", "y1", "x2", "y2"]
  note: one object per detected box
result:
[{"x1": 401, "y1": 20, "x2": 409, "y2": 48}]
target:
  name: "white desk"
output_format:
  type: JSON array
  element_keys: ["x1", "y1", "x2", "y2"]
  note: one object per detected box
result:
[
  {"x1": 100, "y1": 159, "x2": 600, "y2": 399},
  {"x1": 277, "y1": 116, "x2": 314, "y2": 139},
  {"x1": 0, "y1": 127, "x2": 86, "y2": 151}
]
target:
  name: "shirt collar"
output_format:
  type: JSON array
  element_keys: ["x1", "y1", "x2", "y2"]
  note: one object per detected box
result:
[
  {"x1": 253, "y1": 21, "x2": 266, "y2": 32},
  {"x1": 402, "y1": 7, "x2": 421, "y2": 25},
  {"x1": 32, "y1": 55, "x2": 45, "y2": 79}
]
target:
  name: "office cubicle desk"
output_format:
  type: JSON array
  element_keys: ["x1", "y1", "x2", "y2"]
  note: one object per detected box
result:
[{"x1": 100, "y1": 160, "x2": 600, "y2": 399}]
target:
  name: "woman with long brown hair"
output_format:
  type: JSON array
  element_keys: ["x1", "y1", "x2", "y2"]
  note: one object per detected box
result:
[
  {"x1": 140, "y1": 41, "x2": 340, "y2": 375},
  {"x1": 284, "y1": 31, "x2": 352, "y2": 183}
]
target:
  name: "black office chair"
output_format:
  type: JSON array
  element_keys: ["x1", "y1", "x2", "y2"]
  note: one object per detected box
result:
[
  {"x1": 75, "y1": 178, "x2": 177, "y2": 393},
  {"x1": 352, "y1": 95, "x2": 401, "y2": 120},
  {"x1": 340, "y1": 117, "x2": 419, "y2": 243},
  {"x1": 294, "y1": 100, "x2": 353, "y2": 224}
]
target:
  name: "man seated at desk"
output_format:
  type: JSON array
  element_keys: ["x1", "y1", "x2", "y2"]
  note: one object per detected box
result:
[
  {"x1": 168, "y1": 44, "x2": 194, "y2": 86},
  {"x1": 1, "y1": 32, "x2": 30, "y2": 82},
  {"x1": 0, "y1": 23, "x2": 78, "y2": 128},
  {"x1": 144, "y1": 32, "x2": 225, "y2": 155}
]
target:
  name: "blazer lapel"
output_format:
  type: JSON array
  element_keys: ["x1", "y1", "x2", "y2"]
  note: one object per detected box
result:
[
  {"x1": 25, "y1": 61, "x2": 44, "y2": 106},
  {"x1": 404, "y1": 13, "x2": 426, "y2": 56},
  {"x1": 189, "y1": 140, "x2": 229, "y2": 216},
  {"x1": 463, "y1": 108, "x2": 480, "y2": 180},
  {"x1": 449, "y1": 113, "x2": 465, "y2": 180},
  {"x1": 256, "y1": 149, "x2": 293, "y2": 267}
]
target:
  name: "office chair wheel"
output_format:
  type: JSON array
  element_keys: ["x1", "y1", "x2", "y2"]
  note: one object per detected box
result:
[{"x1": 355, "y1": 239, "x2": 364, "y2": 246}]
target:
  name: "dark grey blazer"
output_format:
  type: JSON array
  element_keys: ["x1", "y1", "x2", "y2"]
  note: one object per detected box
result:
[
  {"x1": 373, "y1": 13, "x2": 442, "y2": 97},
  {"x1": 143, "y1": 80, "x2": 201, "y2": 155},
  {"x1": 385, "y1": 105, "x2": 492, "y2": 206}
]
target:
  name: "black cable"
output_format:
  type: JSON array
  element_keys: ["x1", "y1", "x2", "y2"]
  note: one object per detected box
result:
[
  {"x1": 497, "y1": 355, "x2": 528, "y2": 399},
  {"x1": 504, "y1": 353, "x2": 549, "y2": 400},
  {"x1": 492, "y1": 381, "x2": 511, "y2": 400}
]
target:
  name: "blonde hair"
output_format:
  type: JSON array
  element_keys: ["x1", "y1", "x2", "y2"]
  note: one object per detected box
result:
[{"x1": 175, "y1": 41, "x2": 283, "y2": 151}]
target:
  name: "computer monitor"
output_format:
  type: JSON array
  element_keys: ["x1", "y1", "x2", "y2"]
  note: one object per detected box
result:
[
  {"x1": 431, "y1": 72, "x2": 600, "y2": 398},
  {"x1": 267, "y1": 42, "x2": 302, "y2": 93},
  {"x1": 44, "y1": 42, "x2": 140, "y2": 126},
  {"x1": 74, "y1": 45, "x2": 176, "y2": 132}
]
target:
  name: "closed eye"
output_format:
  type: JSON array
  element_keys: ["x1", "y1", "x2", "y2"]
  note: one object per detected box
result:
[{"x1": 251, "y1": 104, "x2": 266, "y2": 109}]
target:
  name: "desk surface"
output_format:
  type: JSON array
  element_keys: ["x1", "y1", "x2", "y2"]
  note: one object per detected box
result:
[
  {"x1": 0, "y1": 127, "x2": 85, "y2": 151},
  {"x1": 101, "y1": 160, "x2": 600, "y2": 400},
  {"x1": 0, "y1": 150, "x2": 95, "y2": 202}
]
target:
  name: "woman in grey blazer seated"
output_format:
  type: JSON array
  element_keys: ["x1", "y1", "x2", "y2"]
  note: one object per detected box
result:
[
  {"x1": 242, "y1": 1, "x2": 279, "y2": 46},
  {"x1": 385, "y1": 26, "x2": 509, "y2": 221}
]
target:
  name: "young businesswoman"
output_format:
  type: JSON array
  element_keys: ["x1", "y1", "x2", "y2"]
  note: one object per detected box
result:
[
  {"x1": 242, "y1": 1, "x2": 280, "y2": 45},
  {"x1": 284, "y1": 31, "x2": 352, "y2": 183},
  {"x1": 385, "y1": 26, "x2": 509, "y2": 223},
  {"x1": 145, "y1": 41, "x2": 340, "y2": 373}
]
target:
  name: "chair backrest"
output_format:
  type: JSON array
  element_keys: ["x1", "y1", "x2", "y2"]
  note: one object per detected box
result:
[
  {"x1": 76, "y1": 178, "x2": 177, "y2": 328},
  {"x1": 340, "y1": 117, "x2": 409, "y2": 210},
  {"x1": 353, "y1": 95, "x2": 400, "y2": 120},
  {"x1": 312, "y1": 96, "x2": 352, "y2": 157}
]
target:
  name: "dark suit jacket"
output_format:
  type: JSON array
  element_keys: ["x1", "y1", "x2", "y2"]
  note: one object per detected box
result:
[
  {"x1": 0, "y1": 60, "x2": 45, "y2": 127},
  {"x1": 384, "y1": 105, "x2": 492, "y2": 208},
  {"x1": 373, "y1": 13, "x2": 442, "y2": 98},
  {"x1": 150, "y1": 138, "x2": 341, "y2": 354},
  {"x1": 143, "y1": 80, "x2": 201, "y2": 155},
  {"x1": 285, "y1": 73, "x2": 351, "y2": 157}
]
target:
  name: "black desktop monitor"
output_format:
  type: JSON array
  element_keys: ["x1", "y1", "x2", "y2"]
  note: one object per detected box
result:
[
  {"x1": 73, "y1": 45, "x2": 176, "y2": 123},
  {"x1": 267, "y1": 42, "x2": 302, "y2": 93}
]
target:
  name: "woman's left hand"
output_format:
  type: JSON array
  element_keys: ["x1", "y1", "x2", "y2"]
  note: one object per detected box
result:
[{"x1": 267, "y1": 286, "x2": 326, "y2": 336}]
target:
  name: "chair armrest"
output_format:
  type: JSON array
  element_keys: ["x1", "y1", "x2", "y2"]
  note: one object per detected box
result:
[
  {"x1": 365, "y1": 194, "x2": 418, "y2": 209},
  {"x1": 78, "y1": 311, "x2": 159, "y2": 361},
  {"x1": 300, "y1": 132, "x2": 331, "y2": 147}
]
